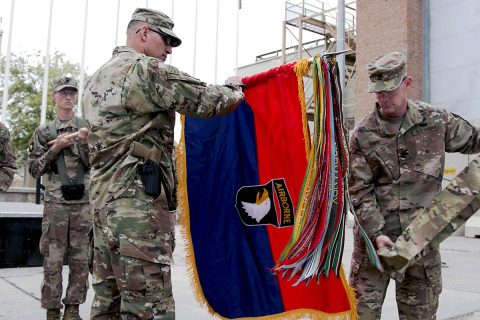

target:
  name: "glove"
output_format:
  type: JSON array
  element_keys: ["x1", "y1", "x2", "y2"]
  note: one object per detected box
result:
[{"x1": 224, "y1": 75, "x2": 246, "y2": 88}]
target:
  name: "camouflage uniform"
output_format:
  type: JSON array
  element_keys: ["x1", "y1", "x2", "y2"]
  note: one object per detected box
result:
[
  {"x1": 0, "y1": 121, "x2": 16, "y2": 191},
  {"x1": 82, "y1": 8, "x2": 244, "y2": 320},
  {"x1": 28, "y1": 86, "x2": 92, "y2": 313},
  {"x1": 348, "y1": 52, "x2": 480, "y2": 320},
  {"x1": 379, "y1": 154, "x2": 480, "y2": 273}
]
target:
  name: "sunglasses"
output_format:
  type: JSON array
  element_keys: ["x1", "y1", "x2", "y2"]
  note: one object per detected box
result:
[
  {"x1": 136, "y1": 27, "x2": 173, "y2": 46},
  {"x1": 56, "y1": 90, "x2": 78, "y2": 98}
]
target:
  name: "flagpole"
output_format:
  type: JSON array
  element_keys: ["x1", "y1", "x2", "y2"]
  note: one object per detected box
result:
[
  {"x1": 40, "y1": 0, "x2": 54, "y2": 126},
  {"x1": 192, "y1": 0, "x2": 198, "y2": 76},
  {"x1": 234, "y1": 0, "x2": 241, "y2": 75},
  {"x1": 214, "y1": 0, "x2": 220, "y2": 83},
  {"x1": 77, "y1": 0, "x2": 89, "y2": 116},
  {"x1": 115, "y1": 0, "x2": 121, "y2": 46},
  {"x1": 337, "y1": 0, "x2": 345, "y2": 94},
  {"x1": 1, "y1": 0, "x2": 15, "y2": 123}
]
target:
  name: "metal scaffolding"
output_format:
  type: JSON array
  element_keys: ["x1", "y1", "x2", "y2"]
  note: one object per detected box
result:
[{"x1": 275, "y1": 0, "x2": 357, "y2": 128}]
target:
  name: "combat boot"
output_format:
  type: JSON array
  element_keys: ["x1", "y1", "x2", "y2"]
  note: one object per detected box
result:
[
  {"x1": 62, "y1": 305, "x2": 82, "y2": 320},
  {"x1": 46, "y1": 309, "x2": 61, "y2": 320}
]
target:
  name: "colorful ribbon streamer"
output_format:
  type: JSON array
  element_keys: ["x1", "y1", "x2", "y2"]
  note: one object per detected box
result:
[{"x1": 275, "y1": 54, "x2": 352, "y2": 284}]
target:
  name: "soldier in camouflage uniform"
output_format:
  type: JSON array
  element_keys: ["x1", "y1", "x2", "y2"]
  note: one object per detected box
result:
[
  {"x1": 28, "y1": 77, "x2": 92, "y2": 320},
  {"x1": 82, "y1": 8, "x2": 244, "y2": 320},
  {"x1": 0, "y1": 121, "x2": 16, "y2": 191},
  {"x1": 348, "y1": 51, "x2": 480, "y2": 320},
  {"x1": 378, "y1": 154, "x2": 480, "y2": 273}
]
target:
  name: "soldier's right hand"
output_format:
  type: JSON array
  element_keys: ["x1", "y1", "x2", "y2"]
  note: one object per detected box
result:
[
  {"x1": 225, "y1": 75, "x2": 245, "y2": 88},
  {"x1": 51, "y1": 132, "x2": 74, "y2": 153},
  {"x1": 78, "y1": 127, "x2": 89, "y2": 145},
  {"x1": 375, "y1": 234, "x2": 395, "y2": 249}
]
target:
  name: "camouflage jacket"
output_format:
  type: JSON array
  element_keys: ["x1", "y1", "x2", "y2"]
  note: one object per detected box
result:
[
  {"x1": 82, "y1": 46, "x2": 244, "y2": 211},
  {"x1": 28, "y1": 116, "x2": 90, "y2": 204},
  {"x1": 0, "y1": 122, "x2": 16, "y2": 191},
  {"x1": 349, "y1": 100, "x2": 480, "y2": 242}
]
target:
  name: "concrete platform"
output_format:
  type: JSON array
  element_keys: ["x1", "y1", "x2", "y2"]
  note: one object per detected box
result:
[
  {"x1": 0, "y1": 201, "x2": 43, "y2": 218},
  {"x1": 0, "y1": 225, "x2": 479, "y2": 319}
]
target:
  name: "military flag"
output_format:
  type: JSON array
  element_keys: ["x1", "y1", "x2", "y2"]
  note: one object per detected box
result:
[{"x1": 177, "y1": 57, "x2": 356, "y2": 319}]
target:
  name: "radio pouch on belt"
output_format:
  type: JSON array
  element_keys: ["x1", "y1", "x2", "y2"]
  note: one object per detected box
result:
[
  {"x1": 48, "y1": 117, "x2": 87, "y2": 201},
  {"x1": 140, "y1": 159, "x2": 162, "y2": 197},
  {"x1": 131, "y1": 141, "x2": 170, "y2": 200}
]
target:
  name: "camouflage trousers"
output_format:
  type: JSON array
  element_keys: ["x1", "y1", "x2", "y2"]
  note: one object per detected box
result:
[
  {"x1": 90, "y1": 185, "x2": 176, "y2": 320},
  {"x1": 349, "y1": 243, "x2": 442, "y2": 320},
  {"x1": 40, "y1": 201, "x2": 93, "y2": 310}
]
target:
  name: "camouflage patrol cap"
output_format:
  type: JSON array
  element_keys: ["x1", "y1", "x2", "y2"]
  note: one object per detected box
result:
[
  {"x1": 131, "y1": 8, "x2": 182, "y2": 47},
  {"x1": 366, "y1": 51, "x2": 406, "y2": 92},
  {"x1": 52, "y1": 76, "x2": 78, "y2": 92}
]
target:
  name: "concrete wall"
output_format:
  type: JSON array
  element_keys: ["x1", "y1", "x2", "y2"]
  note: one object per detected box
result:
[
  {"x1": 0, "y1": 188, "x2": 37, "y2": 203},
  {"x1": 429, "y1": 0, "x2": 480, "y2": 121},
  {"x1": 430, "y1": 0, "x2": 480, "y2": 173},
  {"x1": 355, "y1": 0, "x2": 423, "y2": 121}
]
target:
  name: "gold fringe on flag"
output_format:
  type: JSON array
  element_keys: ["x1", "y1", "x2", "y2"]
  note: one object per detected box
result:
[
  {"x1": 294, "y1": 58, "x2": 313, "y2": 158},
  {"x1": 176, "y1": 115, "x2": 217, "y2": 316}
]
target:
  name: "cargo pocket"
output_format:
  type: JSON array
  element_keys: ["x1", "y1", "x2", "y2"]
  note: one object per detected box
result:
[
  {"x1": 119, "y1": 235, "x2": 173, "y2": 266},
  {"x1": 39, "y1": 222, "x2": 50, "y2": 256},
  {"x1": 143, "y1": 264, "x2": 173, "y2": 299},
  {"x1": 119, "y1": 235, "x2": 173, "y2": 299}
]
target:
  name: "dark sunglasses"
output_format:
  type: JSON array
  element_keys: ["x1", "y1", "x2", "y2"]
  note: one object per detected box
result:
[
  {"x1": 56, "y1": 90, "x2": 78, "y2": 98},
  {"x1": 136, "y1": 27, "x2": 172, "y2": 46}
]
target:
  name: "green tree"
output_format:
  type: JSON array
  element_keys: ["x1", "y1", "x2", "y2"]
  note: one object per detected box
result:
[{"x1": 0, "y1": 50, "x2": 81, "y2": 167}]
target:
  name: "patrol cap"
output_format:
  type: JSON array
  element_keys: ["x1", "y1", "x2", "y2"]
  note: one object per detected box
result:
[
  {"x1": 52, "y1": 76, "x2": 78, "y2": 92},
  {"x1": 131, "y1": 8, "x2": 182, "y2": 47},
  {"x1": 366, "y1": 51, "x2": 407, "y2": 92}
]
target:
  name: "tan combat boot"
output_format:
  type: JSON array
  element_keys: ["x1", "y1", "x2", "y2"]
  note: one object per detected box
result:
[
  {"x1": 46, "y1": 309, "x2": 61, "y2": 320},
  {"x1": 62, "y1": 305, "x2": 82, "y2": 320}
]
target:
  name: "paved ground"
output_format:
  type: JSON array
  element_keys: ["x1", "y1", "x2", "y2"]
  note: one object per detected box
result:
[{"x1": 0, "y1": 224, "x2": 479, "y2": 319}]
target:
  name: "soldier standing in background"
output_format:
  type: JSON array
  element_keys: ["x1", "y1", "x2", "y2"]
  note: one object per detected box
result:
[
  {"x1": 82, "y1": 8, "x2": 244, "y2": 319},
  {"x1": 28, "y1": 77, "x2": 92, "y2": 320},
  {"x1": 348, "y1": 51, "x2": 480, "y2": 320},
  {"x1": 0, "y1": 121, "x2": 16, "y2": 191}
]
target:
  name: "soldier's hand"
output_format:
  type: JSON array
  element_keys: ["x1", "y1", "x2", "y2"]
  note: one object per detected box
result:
[
  {"x1": 375, "y1": 235, "x2": 395, "y2": 249},
  {"x1": 78, "y1": 127, "x2": 89, "y2": 145},
  {"x1": 51, "y1": 133, "x2": 74, "y2": 153},
  {"x1": 225, "y1": 75, "x2": 245, "y2": 88}
]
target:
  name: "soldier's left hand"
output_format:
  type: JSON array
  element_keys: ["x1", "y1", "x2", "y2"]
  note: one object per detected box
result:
[{"x1": 78, "y1": 127, "x2": 89, "y2": 145}]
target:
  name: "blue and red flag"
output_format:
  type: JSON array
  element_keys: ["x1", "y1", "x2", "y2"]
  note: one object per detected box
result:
[{"x1": 177, "y1": 61, "x2": 356, "y2": 319}]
